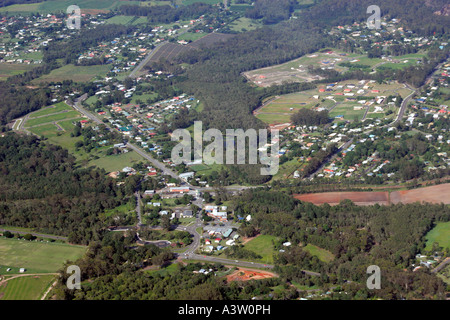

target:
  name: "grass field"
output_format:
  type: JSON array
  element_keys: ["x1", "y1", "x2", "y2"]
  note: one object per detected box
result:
[
  {"x1": 25, "y1": 111, "x2": 82, "y2": 127},
  {"x1": 177, "y1": 32, "x2": 208, "y2": 42},
  {"x1": 0, "y1": 1, "x2": 144, "y2": 15},
  {"x1": 0, "y1": 63, "x2": 39, "y2": 81},
  {"x1": 244, "y1": 235, "x2": 277, "y2": 264},
  {"x1": 228, "y1": 17, "x2": 262, "y2": 32},
  {"x1": 0, "y1": 237, "x2": 87, "y2": 274},
  {"x1": 88, "y1": 150, "x2": 145, "y2": 172},
  {"x1": 28, "y1": 102, "x2": 72, "y2": 119},
  {"x1": 0, "y1": 275, "x2": 56, "y2": 300},
  {"x1": 32, "y1": 64, "x2": 111, "y2": 84},
  {"x1": 303, "y1": 244, "x2": 335, "y2": 263},
  {"x1": 425, "y1": 221, "x2": 450, "y2": 251}
]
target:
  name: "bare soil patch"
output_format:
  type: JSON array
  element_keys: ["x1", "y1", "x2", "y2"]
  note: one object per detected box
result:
[
  {"x1": 294, "y1": 183, "x2": 450, "y2": 206},
  {"x1": 294, "y1": 191, "x2": 389, "y2": 206},
  {"x1": 225, "y1": 267, "x2": 277, "y2": 282}
]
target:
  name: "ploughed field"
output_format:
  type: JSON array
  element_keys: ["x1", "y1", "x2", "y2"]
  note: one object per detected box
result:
[{"x1": 294, "y1": 183, "x2": 450, "y2": 206}]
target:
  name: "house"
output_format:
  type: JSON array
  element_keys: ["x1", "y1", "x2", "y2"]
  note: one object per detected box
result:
[
  {"x1": 181, "y1": 209, "x2": 193, "y2": 218},
  {"x1": 179, "y1": 172, "x2": 194, "y2": 181},
  {"x1": 143, "y1": 190, "x2": 155, "y2": 197},
  {"x1": 19, "y1": 268, "x2": 26, "y2": 273}
]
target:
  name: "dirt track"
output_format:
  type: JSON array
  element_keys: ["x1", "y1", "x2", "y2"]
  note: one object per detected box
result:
[{"x1": 294, "y1": 183, "x2": 450, "y2": 206}]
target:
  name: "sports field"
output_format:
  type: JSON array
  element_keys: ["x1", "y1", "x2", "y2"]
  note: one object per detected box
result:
[
  {"x1": 0, "y1": 275, "x2": 56, "y2": 300},
  {"x1": 0, "y1": 237, "x2": 87, "y2": 274}
]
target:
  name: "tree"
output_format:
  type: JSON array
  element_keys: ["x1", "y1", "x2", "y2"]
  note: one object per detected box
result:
[
  {"x1": 2, "y1": 231, "x2": 13, "y2": 238},
  {"x1": 161, "y1": 215, "x2": 171, "y2": 231}
]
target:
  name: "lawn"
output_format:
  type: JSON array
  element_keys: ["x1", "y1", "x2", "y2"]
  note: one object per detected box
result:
[
  {"x1": 244, "y1": 234, "x2": 278, "y2": 264},
  {"x1": 88, "y1": 150, "x2": 145, "y2": 172},
  {"x1": 0, "y1": 275, "x2": 56, "y2": 300},
  {"x1": 0, "y1": 237, "x2": 87, "y2": 274},
  {"x1": 425, "y1": 221, "x2": 450, "y2": 251},
  {"x1": 303, "y1": 244, "x2": 335, "y2": 263}
]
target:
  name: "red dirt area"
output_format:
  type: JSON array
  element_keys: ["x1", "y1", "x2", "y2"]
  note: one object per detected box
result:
[
  {"x1": 390, "y1": 184, "x2": 450, "y2": 205},
  {"x1": 226, "y1": 268, "x2": 277, "y2": 282},
  {"x1": 294, "y1": 191, "x2": 390, "y2": 206},
  {"x1": 294, "y1": 183, "x2": 450, "y2": 206}
]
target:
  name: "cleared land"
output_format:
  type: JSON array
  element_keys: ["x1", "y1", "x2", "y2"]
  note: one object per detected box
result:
[
  {"x1": 243, "y1": 49, "x2": 360, "y2": 87},
  {"x1": 0, "y1": 237, "x2": 86, "y2": 273},
  {"x1": 0, "y1": 63, "x2": 39, "y2": 81},
  {"x1": 255, "y1": 79, "x2": 411, "y2": 125},
  {"x1": 303, "y1": 244, "x2": 335, "y2": 263},
  {"x1": 294, "y1": 183, "x2": 450, "y2": 206},
  {"x1": 244, "y1": 234, "x2": 277, "y2": 264},
  {"x1": 88, "y1": 151, "x2": 145, "y2": 173},
  {"x1": 225, "y1": 267, "x2": 277, "y2": 282},
  {"x1": 146, "y1": 33, "x2": 234, "y2": 64},
  {"x1": 32, "y1": 64, "x2": 111, "y2": 84}
]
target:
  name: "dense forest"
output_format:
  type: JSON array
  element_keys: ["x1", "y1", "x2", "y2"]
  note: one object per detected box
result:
[
  {"x1": 0, "y1": 82, "x2": 52, "y2": 125},
  {"x1": 0, "y1": 133, "x2": 126, "y2": 244}
]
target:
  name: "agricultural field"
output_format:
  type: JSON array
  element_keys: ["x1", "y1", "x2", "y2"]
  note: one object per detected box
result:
[
  {"x1": 31, "y1": 64, "x2": 111, "y2": 84},
  {"x1": 0, "y1": 237, "x2": 87, "y2": 274},
  {"x1": 302, "y1": 244, "x2": 335, "y2": 263},
  {"x1": 0, "y1": 1, "x2": 144, "y2": 15},
  {"x1": 425, "y1": 221, "x2": 450, "y2": 251},
  {"x1": 0, "y1": 274, "x2": 56, "y2": 300}
]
